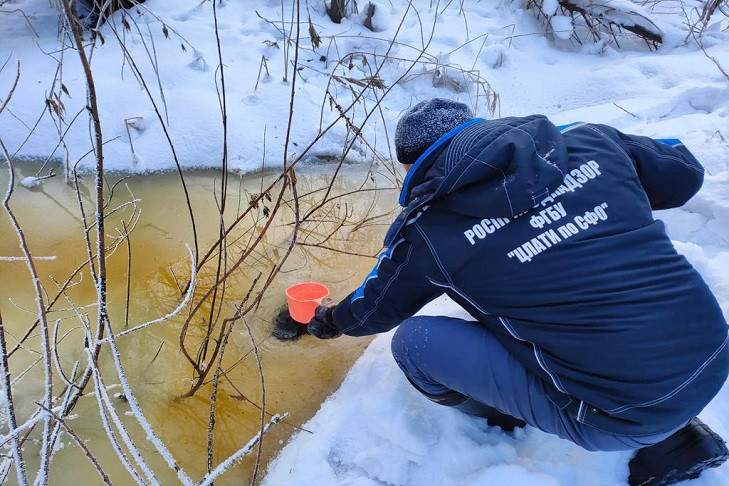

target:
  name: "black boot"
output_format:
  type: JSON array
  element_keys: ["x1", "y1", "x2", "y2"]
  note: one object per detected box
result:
[
  {"x1": 628, "y1": 418, "x2": 729, "y2": 486},
  {"x1": 422, "y1": 388, "x2": 526, "y2": 432}
]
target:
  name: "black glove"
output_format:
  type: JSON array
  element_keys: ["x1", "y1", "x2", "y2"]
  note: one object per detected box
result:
[{"x1": 307, "y1": 304, "x2": 342, "y2": 339}]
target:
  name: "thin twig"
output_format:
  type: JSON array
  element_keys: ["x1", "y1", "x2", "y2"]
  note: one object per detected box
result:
[
  {"x1": 0, "y1": 138, "x2": 54, "y2": 484},
  {"x1": 198, "y1": 414, "x2": 289, "y2": 486},
  {"x1": 101, "y1": 316, "x2": 194, "y2": 485},
  {"x1": 123, "y1": 220, "x2": 132, "y2": 328},
  {"x1": 242, "y1": 317, "x2": 266, "y2": 485},
  {"x1": 107, "y1": 20, "x2": 200, "y2": 264},
  {"x1": 113, "y1": 245, "x2": 196, "y2": 340},
  {"x1": 0, "y1": 60, "x2": 20, "y2": 117},
  {"x1": 0, "y1": 311, "x2": 29, "y2": 486},
  {"x1": 85, "y1": 344, "x2": 153, "y2": 486},
  {"x1": 35, "y1": 403, "x2": 113, "y2": 486},
  {"x1": 206, "y1": 320, "x2": 232, "y2": 475},
  {"x1": 613, "y1": 102, "x2": 639, "y2": 118}
]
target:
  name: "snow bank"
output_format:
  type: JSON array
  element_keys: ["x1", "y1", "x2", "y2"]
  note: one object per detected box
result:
[{"x1": 0, "y1": 0, "x2": 712, "y2": 173}]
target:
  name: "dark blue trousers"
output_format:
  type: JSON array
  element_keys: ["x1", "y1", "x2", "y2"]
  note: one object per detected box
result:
[{"x1": 391, "y1": 315, "x2": 682, "y2": 451}]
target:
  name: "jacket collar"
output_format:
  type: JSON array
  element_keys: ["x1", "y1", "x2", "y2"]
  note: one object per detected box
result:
[{"x1": 398, "y1": 118, "x2": 485, "y2": 207}]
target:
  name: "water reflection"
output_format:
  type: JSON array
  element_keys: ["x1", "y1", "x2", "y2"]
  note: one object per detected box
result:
[{"x1": 0, "y1": 162, "x2": 397, "y2": 484}]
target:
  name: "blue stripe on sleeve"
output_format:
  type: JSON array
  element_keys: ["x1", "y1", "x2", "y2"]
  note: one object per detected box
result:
[
  {"x1": 351, "y1": 238, "x2": 404, "y2": 302},
  {"x1": 557, "y1": 121, "x2": 583, "y2": 132},
  {"x1": 654, "y1": 138, "x2": 683, "y2": 147}
]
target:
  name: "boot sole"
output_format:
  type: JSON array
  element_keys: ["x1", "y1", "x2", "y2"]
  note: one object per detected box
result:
[
  {"x1": 630, "y1": 422, "x2": 729, "y2": 486},
  {"x1": 638, "y1": 454, "x2": 728, "y2": 486},
  {"x1": 635, "y1": 436, "x2": 728, "y2": 486}
]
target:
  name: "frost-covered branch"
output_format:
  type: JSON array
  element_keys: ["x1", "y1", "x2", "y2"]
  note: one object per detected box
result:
[
  {"x1": 85, "y1": 344, "x2": 155, "y2": 485},
  {"x1": 199, "y1": 413, "x2": 289, "y2": 486},
  {"x1": 0, "y1": 256, "x2": 56, "y2": 261},
  {"x1": 1, "y1": 139, "x2": 54, "y2": 486},
  {"x1": 113, "y1": 244, "x2": 196, "y2": 339},
  {"x1": 102, "y1": 316, "x2": 195, "y2": 485},
  {"x1": 35, "y1": 402, "x2": 113, "y2": 486},
  {"x1": 58, "y1": 0, "x2": 109, "y2": 358},
  {"x1": 0, "y1": 311, "x2": 29, "y2": 486}
]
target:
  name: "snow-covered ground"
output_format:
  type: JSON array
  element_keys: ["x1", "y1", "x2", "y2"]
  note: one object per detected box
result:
[{"x1": 2, "y1": 0, "x2": 728, "y2": 484}]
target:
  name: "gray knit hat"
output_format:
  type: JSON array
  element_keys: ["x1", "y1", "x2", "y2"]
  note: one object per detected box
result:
[{"x1": 394, "y1": 98, "x2": 473, "y2": 166}]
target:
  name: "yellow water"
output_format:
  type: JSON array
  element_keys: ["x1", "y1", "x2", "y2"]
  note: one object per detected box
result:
[{"x1": 0, "y1": 162, "x2": 400, "y2": 484}]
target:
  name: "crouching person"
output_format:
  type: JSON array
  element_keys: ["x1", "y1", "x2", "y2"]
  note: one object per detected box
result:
[{"x1": 307, "y1": 99, "x2": 729, "y2": 485}]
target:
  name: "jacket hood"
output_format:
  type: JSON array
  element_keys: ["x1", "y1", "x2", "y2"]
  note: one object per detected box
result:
[{"x1": 399, "y1": 115, "x2": 569, "y2": 218}]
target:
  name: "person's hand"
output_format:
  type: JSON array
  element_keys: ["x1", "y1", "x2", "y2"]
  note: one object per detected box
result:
[{"x1": 307, "y1": 304, "x2": 342, "y2": 339}]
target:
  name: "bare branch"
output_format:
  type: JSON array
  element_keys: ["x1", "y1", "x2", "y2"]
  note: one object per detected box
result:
[
  {"x1": 36, "y1": 402, "x2": 113, "y2": 486},
  {"x1": 199, "y1": 413, "x2": 289, "y2": 486},
  {"x1": 102, "y1": 315, "x2": 195, "y2": 484},
  {"x1": 85, "y1": 344, "x2": 154, "y2": 485},
  {"x1": 113, "y1": 244, "x2": 196, "y2": 339},
  {"x1": 0, "y1": 60, "x2": 20, "y2": 117},
  {"x1": 1, "y1": 138, "x2": 54, "y2": 484},
  {"x1": 242, "y1": 317, "x2": 266, "y2": 485},
  {"x1": 0, "y1": 311, "x2": 29, "y2": 486}
]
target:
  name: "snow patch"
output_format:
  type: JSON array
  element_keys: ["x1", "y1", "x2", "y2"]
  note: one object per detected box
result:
[
  {"x1": 366, "y1": 2, "x2": 391, "y2": 32},
  {"x1": 551, "y1": 15, "x2": 574, "y2": 40},
  {"x1": 20, "y1": 176, "x2": 42, "y2": 189}
]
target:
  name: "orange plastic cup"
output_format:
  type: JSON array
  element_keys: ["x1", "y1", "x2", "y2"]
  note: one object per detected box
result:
[{"x1": 285, "y1": 282, "x2": 330, "y2": 324}]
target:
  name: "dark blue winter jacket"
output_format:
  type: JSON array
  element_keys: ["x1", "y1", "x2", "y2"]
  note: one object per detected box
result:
[{"x1": 331, "y1": 115, "x2": 729, "y2": 436}]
